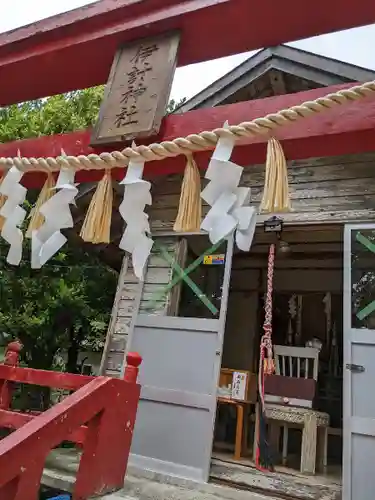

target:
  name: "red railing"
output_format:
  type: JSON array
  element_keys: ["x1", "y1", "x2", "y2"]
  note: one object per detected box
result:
[{"x1": 0, "y1": 341, "x2": 142, "y2": 500}]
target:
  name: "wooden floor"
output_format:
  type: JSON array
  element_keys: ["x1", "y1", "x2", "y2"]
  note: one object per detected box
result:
[{"x1": 210, "y1": 452, "x2": 341, "y2": 500}]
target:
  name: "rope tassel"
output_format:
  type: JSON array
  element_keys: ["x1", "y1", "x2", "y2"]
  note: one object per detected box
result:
[
  {"x1": 256, "y1": 243, "x2": 276, "y2": 472},
  {"x1": 0, "y1": 81, "x2": 372, "y2": 174},
  {"x1": 174, "y1": 154, "x2": 202, "y2": 232},
  {"x1": 26, "y1": 174, "x2": 55, "y2": 238},
  {"x1": 80, "y1": 169, "x2": 113, "y2": 244},
  {"x1": 260, "y1": 138, "x2": 291, "y2": 214}
]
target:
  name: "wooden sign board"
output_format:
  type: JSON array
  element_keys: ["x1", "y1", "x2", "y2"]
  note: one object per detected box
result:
[{"x1": 91, "y1": 32, "x2": 180, "y2": 146}]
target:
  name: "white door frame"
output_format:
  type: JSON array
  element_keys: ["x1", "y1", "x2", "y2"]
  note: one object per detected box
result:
[
  {"x1": 343, "y1": 223, "x2": 375, "y2": 500},
  {"x1": 125, "y1": 233, "x2": 234, "y2": 482}
]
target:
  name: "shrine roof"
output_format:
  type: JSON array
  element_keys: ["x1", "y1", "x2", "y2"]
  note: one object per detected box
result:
[{"x1": 177, "y1": 45, "x2": 375, "y2": 113}]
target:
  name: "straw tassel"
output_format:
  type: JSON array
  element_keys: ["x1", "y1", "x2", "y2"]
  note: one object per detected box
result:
[
  {"x1": 26, "y1": 174, "x2": 55, "y2": 238},
  {"x1": 260, "y1": 138, "x2": 291, "y2": 213},
  {"x1": 80, "y1": 169, "x2": 113, "y2": 244},
  {"x1": 174, "y1": 154, "x2": 202, "y2": 232}
]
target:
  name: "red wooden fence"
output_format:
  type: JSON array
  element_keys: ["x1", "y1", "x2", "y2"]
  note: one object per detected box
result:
[{"x1": 0, "y1": 341, "x2": 142, "y2": 500}]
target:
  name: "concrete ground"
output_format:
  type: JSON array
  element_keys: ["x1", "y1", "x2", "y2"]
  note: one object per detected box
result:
[{"x1": 43, "y1": 449, "x2": 277, "y2": 500}]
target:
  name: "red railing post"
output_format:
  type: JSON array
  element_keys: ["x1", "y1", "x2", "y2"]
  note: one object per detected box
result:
[
  {"x1": 0, "y1": 458, "x2": 45, "y2": 500},
  {"x1": 0, "y1": 341, "x2": 45, "y2": 500},
  {"x1": 74, "y1": 353, "x2": 142, "y2": 499},
  {"x1": 123, "y1": 352, "x2": 142, "y2": 383},
  {"x1": 0, "y1": 340, "x2": 22, "y2": 410}
]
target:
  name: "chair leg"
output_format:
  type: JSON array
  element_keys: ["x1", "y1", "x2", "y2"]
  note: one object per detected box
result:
[
  {"x1": 253, "y1": 403, "x2": 260, "y2": 462},
  {"x1": 317, "y1": 426, "x2": 328, "y2": 474},
  {"x1": 322, "y1": 427, "x2": 328, "y2": 474},
  {"x1": 301, "y1": 414, "x2": 317, "y2": 475},
  {"x1": 234, "y1": 404, "x2": 244, "y2": 461},
  {"x1": 243, "y1": 405, "x2": 250, "y2": 457},
  {"x1": 282, "y1": 425, "x2": 288, "y2": 466}
]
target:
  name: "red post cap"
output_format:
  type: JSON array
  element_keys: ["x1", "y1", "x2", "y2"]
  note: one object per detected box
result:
[
  {"x1": 126, "y1": 352, "x2": 142, "y2": 368},
  {"x1": 7, "y1": 340, "x2": 23, "y2": 353},
  {"x1": 4, "y1": 340, "x2": 23, "y2": 366},
  {"x1": 123, "y1": 352, "x2": 142, "y2": 383}
]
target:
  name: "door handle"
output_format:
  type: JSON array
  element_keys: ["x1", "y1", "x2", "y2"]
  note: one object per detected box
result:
[{"x1": 346, "y1": 363, "x2": 365, "y2": 373}]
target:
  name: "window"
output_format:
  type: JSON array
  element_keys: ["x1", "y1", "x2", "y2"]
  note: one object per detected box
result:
[{"x1": 140, "y1": 235, "x2": 228, "y2": 319}]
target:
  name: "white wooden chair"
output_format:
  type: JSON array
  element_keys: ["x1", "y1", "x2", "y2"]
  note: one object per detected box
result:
[
  {"x1": 253, "y1": 345, "x2": 330, "y2": 474},
  {"x1": 274, "y1": 345, "x2": 319, "y2": 401},
  {"x1": 273, "y1": 345, "x2": 319, "y2": 465}
]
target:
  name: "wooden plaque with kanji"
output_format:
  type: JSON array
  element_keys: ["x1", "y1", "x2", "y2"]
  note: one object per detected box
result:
[{"x1": 91, "y1": 32, "x2": 180, "y2": 146}]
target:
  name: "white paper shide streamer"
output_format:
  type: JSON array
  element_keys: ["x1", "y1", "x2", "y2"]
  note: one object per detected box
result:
[
  {"x1": 119, "y1": 156, "x2": 153, "y2": 279},
  {"x1": 200, "y1": 122, "x2": 256, "y2": 251},
  {"x1": 0, "y1": 166, "x2": 27, "y2": 265},
  {"x1": 31, "y1": 167, "x2": 78, "y2": 268}
]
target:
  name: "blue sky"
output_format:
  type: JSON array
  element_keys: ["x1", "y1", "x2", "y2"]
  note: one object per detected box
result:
[{"x1": 2, "y1": 1, "x2": 375, "y2": 101}]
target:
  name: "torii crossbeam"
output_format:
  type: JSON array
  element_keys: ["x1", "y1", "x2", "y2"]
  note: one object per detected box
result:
[
  {"x1": 2, "y1": 0, "x2": 375, "y2": 105},
  {"x1": 0, "y1": 83, "x2": 374, "y2": 188}
]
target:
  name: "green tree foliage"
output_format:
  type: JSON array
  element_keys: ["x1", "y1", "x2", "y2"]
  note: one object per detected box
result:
[
  {"x1": 0, "y1": 229, "x2": 118, "y2": 410},
  {"x1": 0, "y1": 87, "x2": 125, "y2": 382},
  {"x1": 0, "y1": 87, "x2": 186, "y2": 391},
  {"x1": 0, "y1": 235, "x2": 117, "y2": 371},
  {"x1": 166, "y1": 97, "x2": 186, "y2": 114},
  {"x1": 0, "y1": 88, "x2": 186, "y2": 141},
  {"x1": 0, "y1": 87, "x2": 105, "y2": 141}
]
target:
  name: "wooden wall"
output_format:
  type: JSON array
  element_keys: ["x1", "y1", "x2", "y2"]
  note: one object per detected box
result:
[
  {"x1": 100, "y1": 238, "x2": 179, "y2": 376},
  {"x1": 149, "y1": 152, "x2": 375, "y2": 231},
  {"x1": 101, "y1": 151, "x2": 374, "y2": 376}
]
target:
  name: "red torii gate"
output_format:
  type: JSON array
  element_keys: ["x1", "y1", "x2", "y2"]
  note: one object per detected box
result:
[
  {"x1": 0, "y1": 0, "x2": 375, "y2": 189},
  {"x1": 2, "y1": 0, "x2": 375, "y2": 105},
  {"x1": 1, "y1": 82, "x2": 375, "y2": 189},
  {"x1": 0, "y1": 2, "x2": 375, "y2": 497}
]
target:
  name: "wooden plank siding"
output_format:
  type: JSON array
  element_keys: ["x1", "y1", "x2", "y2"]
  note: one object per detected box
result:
[
  {"x1": 100, "y1": 257, "x2": 138, "y2": 377},
  {"x1": 101, "y1": 152, "x2": 375, "y2": 376},
  {"x1": 148, "y1": 153, "x2": 375, "y2": 231},
  {"x1": 101, "y1": 238, "x2": 181, "y2": 376}
]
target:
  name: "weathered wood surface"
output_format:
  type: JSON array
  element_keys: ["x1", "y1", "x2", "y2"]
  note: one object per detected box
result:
[
  {"x1": 210, "y1": 459, "x2": 341, "y2": 500},
  {"x1": 100, "y1": 257, "x2": 137, "y2": 376},
  {"x1": 102, "y1": 238, "x2": 179, "y2": 376},
  {"x1": 230, "y1": 269, "x2": 341, "y2": 293},
  {"x1": 301, "y1": 413, "x2": 318, "y2": 475},
  {"x1": 92, "y1": 32, "x2": 180, "y2": 146},
  {"x1": 137, "y1": 238, "x2": 177, "y2": 316},
  {"x1": 103, "y1": 152, "x2": 372, "y2": 375},
  {"x1": 149, "y1": 153, "x2": 375, "y2": 231}
]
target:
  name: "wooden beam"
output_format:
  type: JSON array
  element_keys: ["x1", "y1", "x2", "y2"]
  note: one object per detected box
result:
[
  {"x1": 0, "y1": 409, "x2": 87, "y2": 444},
  {"x1": 0, "y1": 365, "x2": 94, "y2": 390},
  {"x1": 2, "y1": 0, "x2": 375, "y2": 105},
  {"x1": 2, "y1": 83, "x2": 375, "y2": 188}
]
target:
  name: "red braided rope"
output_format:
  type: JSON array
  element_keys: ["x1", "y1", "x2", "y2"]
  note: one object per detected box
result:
[
  {"x1": 256, "y1": 243, "x2": 276, "y2": 470},
  {"x1": 261, "y1": 243, "x2": 275, "y2": 374}
]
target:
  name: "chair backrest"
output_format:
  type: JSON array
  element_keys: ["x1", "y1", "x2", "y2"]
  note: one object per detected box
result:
[
  {"x1": 273, "y1": 345, "x2": 319, "y2": 381},
  {"x1": 264, "y1": 375, "x2": 316, "y2": 408}
]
